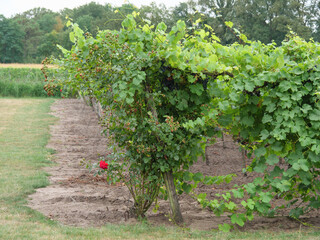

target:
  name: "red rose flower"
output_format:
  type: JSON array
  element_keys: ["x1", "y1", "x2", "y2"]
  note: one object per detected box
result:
[{"x1": 99, "y1": 160, "x2": 108, "y2": 169}]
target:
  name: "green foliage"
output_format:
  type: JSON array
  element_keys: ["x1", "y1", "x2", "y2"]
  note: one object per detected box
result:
[
  {"x1": 175, "y1": 171, "x2": 235, "y2": 195},
  {"x1": 13, "y1": 9, "x2": 63, "y2": 63},
  {"x1": 38, "y1": 13, "x2": 57, "y2": 33},
  {"x1": 0, "y1": 15, "x2": 24, "y2": 63},
  {"x1": 197, "y1": 0, "x2": 320, "y2": 45},
  {"x1": 91, "y1": 152, "x2": 161, "y2": 218},
  {"x1": 230, "y1": 0, "x2": 313, "y2": 45},
  {"x1": 206, "y1": 31, "x2": 320, "y2": 229},
  {"x1": 50, "y1": 11, "x2": 320, "y2": 230},
  {"x1": 51, "y1": 13, "x2": 233, "y2": 218}
]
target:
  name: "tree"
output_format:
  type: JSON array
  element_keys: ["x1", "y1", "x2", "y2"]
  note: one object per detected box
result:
[
  {"x1": 14, "y1": 17, "x2": 42, "y2": 62},
  {"x1": 0, "y1": 15, "x2": 25, "y2": 63},
  {"x1": 14, "y1": 8, "x2": 60, "y2": 62},
  {"x1": 72, "y1": 2, "x2": 106, "y2": 20},
  {"x1": 233, "y1": 0, "x2": 312, "y2": 44},
  {"x1": 16, "y1": 7, "x2": 55, "y2": 21},
  {"x1": 76, "y1": 15, "x2": 94, "y2": 33},
  {"x1": 198, "y1": 0, "x2": 315, "y2": 45},
  {"x1": 197, "y1": 0, "x2": 237, "y2": 44},
  {"x1": 38, "y1": 13, "x2": 57, "y2": 33},
  {"x1": 171, "y1": 0, "x2": 199, "y2": 28},
  {"x1": 139, "y1": 2, "x2": 172, "y2": 29},
  {"x1": 37, "y1": 31, "x2": 60, "y2": 59},
  {"x1": 71, "y1": 2, "x2": 119, "y2": 35},
  {"x1": 54, "y1": 16, "x2": 64, "y2": 32},
  {"x1": 309, "y1": 0, "x2": 320, "y2": 41}
]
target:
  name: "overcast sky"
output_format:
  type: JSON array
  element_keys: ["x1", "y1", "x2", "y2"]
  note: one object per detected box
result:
[{"x1": 0, "y1": 0, "x2": 187, "y2": 18}]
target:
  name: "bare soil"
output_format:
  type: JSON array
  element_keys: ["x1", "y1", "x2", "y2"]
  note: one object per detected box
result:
[{"x1": 28, "y1": 99, "x2": 320, "y2": 231}]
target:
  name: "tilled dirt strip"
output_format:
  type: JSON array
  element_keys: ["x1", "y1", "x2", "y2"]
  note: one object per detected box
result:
[
  {"x1": 28, "y1": 98, "x2": 320, "y2": 231},
  {"x1": 28, "y1": 99, "x2": 131, "y2": 227}
]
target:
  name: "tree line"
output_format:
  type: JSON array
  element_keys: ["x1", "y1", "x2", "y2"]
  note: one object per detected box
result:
[{"x1": 1, "y1": 0, "x2": 320, "y2": 63}]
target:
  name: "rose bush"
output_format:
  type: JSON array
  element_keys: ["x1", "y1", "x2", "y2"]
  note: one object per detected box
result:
[{"x1": 99, "y1": 160, "x2": 108, "y2": 170}]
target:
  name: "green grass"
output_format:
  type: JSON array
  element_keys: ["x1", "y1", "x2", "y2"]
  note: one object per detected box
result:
[
  {"x1": 0, "y1": 68, "x2": 63, "y2": 97},
  {"x1": 0, "y1": 98, "x2": 319, "y2": 239}
]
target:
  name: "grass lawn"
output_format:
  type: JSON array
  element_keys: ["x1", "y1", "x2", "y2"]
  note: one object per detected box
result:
[{"x1": 0, "y1": 98, "x2": 319, "y2": 240}]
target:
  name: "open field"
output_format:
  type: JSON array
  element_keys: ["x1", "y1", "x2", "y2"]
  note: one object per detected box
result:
[
  {"x1": 0, "y1": 63, "x2": 56, "y2": 69},
  {"x1": 0, "y1": 98, "x2": 320, "y2": 239},
  {"x1": 0, "y1": 63, "x2": 43, "y2": 69},
  {"x1": 0, "y1": 65, "x2": 62, "y2": 97}
]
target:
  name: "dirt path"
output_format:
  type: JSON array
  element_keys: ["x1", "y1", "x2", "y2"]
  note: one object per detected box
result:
[
  {"x1": 28, "y1": 99, "x2": 131, "y2": 227},
  {"x1": 28, "y1": 99, "x2": 320, "y2": 231}
]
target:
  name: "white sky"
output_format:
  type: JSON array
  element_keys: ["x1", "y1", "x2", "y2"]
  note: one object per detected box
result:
[{"x1": 0, "y1": 0, "x2": 186, "y2": 18}]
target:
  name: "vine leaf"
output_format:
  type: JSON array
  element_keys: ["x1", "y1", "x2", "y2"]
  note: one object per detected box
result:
[
  {"x1": 218, "y1": 223, "x2": 232, "y2": 232},
  {"x1": 266, "y1": 154, "x2": 279, "y2": 165},
  {"x1": 231, "y1": 213, "x2": 245, "y2": 226},
  {"x1": 259, "y1": 192, "x2": 273, "y2": 203},
  {"x1": 254, "y1": 147, "x2": 266, "y2": 158}
]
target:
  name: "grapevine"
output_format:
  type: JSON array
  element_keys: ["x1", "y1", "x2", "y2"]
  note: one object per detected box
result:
[{"x1": 46, "y1": 14, "x2": 320, "y2": 230}]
